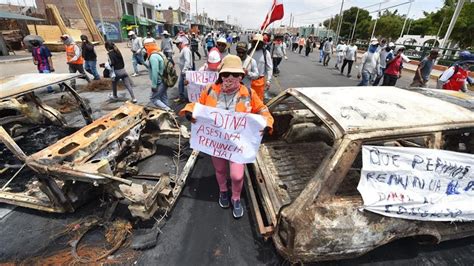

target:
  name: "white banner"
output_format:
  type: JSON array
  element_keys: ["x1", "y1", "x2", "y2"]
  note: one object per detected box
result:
[
  {"x1": 185, "y1": 71, "x2": 218, "y2": 102},
  {"x1": 190, "y1": 103, "x2": 267, "y2": 164},
  {"x1": 358, "y1": 145, "x2": 474, "y2": 221}
]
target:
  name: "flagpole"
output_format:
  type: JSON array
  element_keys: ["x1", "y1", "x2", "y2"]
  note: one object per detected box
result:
[{"x1": 245, "y1": 2, "x2": 276, "y2": 69}]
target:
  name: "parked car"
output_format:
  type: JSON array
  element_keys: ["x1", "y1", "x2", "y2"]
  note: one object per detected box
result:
[
  {"x1": 0, "y1": 73, "x2": 197, "y2": 220},
  {"x1": 245, "y1": 86, "x2": 474, "y2": 262}
]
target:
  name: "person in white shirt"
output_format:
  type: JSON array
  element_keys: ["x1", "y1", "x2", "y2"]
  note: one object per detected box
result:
[
  {"x1": 357, "y1": 38, "x2": 380, "y2": 86},
  {"x1": 236, "y1": 41, "x2": 259, "y2": 89},
  {"x1": 340, "y1": 41, "x2": 357, "y2": 77},
  {"x1": 373, "y1": 42, "x2": 395, "y2": 86},
  {"x1": 335, "y1": 40, "x2": 347, "y2": 69},
  {"x1": 174, "y1": 38, "x2": 193, "y2": 103},
  {"x1": 250, "y1": 34, "x2": 273, "y2": 101}
]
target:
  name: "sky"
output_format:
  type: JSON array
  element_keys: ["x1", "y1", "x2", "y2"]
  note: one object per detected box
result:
[
  {"x1": 0, "y1": 0, "x2": 444, "y2": 29},
  {"x1": 158, "y1": 0, "x2": 445, "y2": 29}
]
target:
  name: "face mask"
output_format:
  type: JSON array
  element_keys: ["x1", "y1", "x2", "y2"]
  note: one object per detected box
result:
[{"x1": 221, "y1": 75, "x2": 242, "y2": 94}]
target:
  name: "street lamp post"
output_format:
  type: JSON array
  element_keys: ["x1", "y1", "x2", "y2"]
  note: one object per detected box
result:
[
  {"x1": 350, "y1": 8, "x2": 359, "y2": 42},
  {"x1": 440, "y1": 0, "x2": 465, "y2": 50},
  {"x1": 335, "y1": 0, "x2": 345, "y2": 44},
  {"x1": 399, "y1": 0, "x2": 413, "y2": 38},
  {"x1": 371, "y1": 2, "x2": 382, "y2": 39}
]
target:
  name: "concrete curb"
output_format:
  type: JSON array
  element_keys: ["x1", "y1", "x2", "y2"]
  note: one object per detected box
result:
[{"x1": 0, "y1": 57, "x2": 31, "y2": 64}]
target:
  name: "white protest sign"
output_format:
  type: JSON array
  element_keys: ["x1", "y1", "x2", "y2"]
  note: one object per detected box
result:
[
  {"x1": 357, "y1": 145, "x2": 474, "y2": 221},
  {"x1": 185, "y1": 71, "x2": 219, "y2": 102},
  {"x1": 190, "y1": 103, "x2": 267, "y2": 164}
]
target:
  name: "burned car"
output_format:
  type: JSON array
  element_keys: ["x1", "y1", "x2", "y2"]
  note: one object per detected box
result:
[
  {"x1": 246, "y1": 86, "x2": 474, "y2": 262},
  {"x1": 0, "y1": 74, "x2": 197, "y2": 220}
]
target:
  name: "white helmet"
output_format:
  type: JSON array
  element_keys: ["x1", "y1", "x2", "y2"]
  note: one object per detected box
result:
[{"x1": 128, "y1": 31, "x2": 136, "y2": 36}]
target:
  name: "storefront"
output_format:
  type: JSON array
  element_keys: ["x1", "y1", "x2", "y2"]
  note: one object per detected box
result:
[{"x1": 120, "y1": 14, "x2": 160, "y2": 39}]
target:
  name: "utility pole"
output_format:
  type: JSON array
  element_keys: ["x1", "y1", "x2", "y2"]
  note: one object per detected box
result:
[
  {"x1": 440, "y1": 0, "x2": 465, "y2": 50},
  {"x1": 350, "y1": 8, "x2": 360, "y2": 42},
  {"x1": 327, "y1": 17, "x2": 332, "y2": 37},
  {"x1": 435, "y1": 16, "x2": 446, "y2": 46},
  {"x1": 399, "y1": 0, "x2": 413, "y2": 38},
  {"x1": 406, "y1": 17, "x2": 413, "y2": 35},
  {"x1": 335, "y1": 0, "x2": 345, "y2": 44},
  {"x1": 371, "y1": 2, "x2": 382, "y2": 39}
]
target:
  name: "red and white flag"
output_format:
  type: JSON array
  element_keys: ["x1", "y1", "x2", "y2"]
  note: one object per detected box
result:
[{"x1": 260, "y1": 0, "x2": 284, "y2": 30}]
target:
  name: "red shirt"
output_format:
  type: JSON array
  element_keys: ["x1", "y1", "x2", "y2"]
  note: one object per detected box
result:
[
  {"x1": 443, "y1": 67, "x2": 469, "y2": 91},
  {"x1": 384, "y1": 55, "x2": 403, "y2": 76}
]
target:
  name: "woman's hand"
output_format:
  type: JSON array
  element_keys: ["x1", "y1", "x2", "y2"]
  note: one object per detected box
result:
[
  {"x1": 260, "y1": 126, "x2": 271, "y2": 136},
  {"x1": 185, "y1": 111, "x2": 196, "y2": 123}
]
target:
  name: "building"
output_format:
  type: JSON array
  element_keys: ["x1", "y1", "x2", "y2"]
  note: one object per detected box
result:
[{"x1": 119, "y1": 0, "x2": 162, "y2": 38}]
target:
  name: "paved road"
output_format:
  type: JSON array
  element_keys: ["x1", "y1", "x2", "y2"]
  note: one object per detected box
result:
[{"x1": 1, "y1": 42, "x2": 473, "y2": 265}]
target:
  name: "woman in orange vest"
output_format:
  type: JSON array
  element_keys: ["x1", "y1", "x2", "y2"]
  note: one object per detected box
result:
[
  {"x1": 60, "y1": 34, "x2": 90, "y2": 89},
  {"x1": 179, "y1": 55, "x2": 274, "y2": 218}
]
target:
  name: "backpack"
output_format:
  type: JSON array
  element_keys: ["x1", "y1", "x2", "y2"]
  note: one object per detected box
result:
[
  {"x1": 155, "y1": 52, "x2": 178, "y2": 87},
  {"x1": 436, "y1": 64, "x2": 459, "y2": 89}
]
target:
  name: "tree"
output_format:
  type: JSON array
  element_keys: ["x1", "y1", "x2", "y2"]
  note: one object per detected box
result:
[
  {"x1": 371, "y1": 9, "x2": 405, "y2": 40},
  {"x1": 323, "y1": 7, "x2": 371, "y2": 40}
]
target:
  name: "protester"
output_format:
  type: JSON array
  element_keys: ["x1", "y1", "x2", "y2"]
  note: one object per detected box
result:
[
  {"x1": 410, "y1": 49, "x2": 439, "y2": 87},
  {"x1": 271, "y1": 35, "x2": 287, "y2": 76},
  {"x1": 250, "y1": 34, "x2": 273, "y2": 101},
  {"x1": 143, "y1": 31, "x2": 156, "y2": 45},
  {"x1": 104, "y1": 41, "x2": 137, "y2": 103},
  {"x1": 205, "y1": 33, "x2": 216, "y2": 52},
  {"x1": 226, "y1": 34, "x2": 233, "y2": 53},
  {"x1": 382, "y1": 45, "x2": 409, "y2": 86},
  {"x1": 340, "y1": 41, "x2": 357, "y2": 77},
  {"x1": 179, "y1": 55, "x2": 274, "y2": 218},
  {"x1": 236, "y1": 41, "x2": 258, "y2": 88},
  {"x1": 61, "y1": 34, "x2": 90, "y2": 89},
  {"x1": 199, "y1": 47, "x2": 221, "y2": 71},
  {"x1": 190, "y1": 32, "x2": 202, "y2": 61},
  {"x1": 80, "y1": 35, "x2": 100, "y2": 80},
  {"x1": 128, "y1": 31, "x2": 148, "y2": 76},
  {"x1": 438, "y1": 50, "x2": 473, "y2": 92},
  {"x1": 30, "y1": 39, "x2": 54, "y2": 92},
  {"x1": 335, "y1": 40, "x2": 346, "y2": 70},
  {"x1": 357, "y1": 38, "x2": 380, "y2": 86},
  {"x1": 291, "y1": 34, "x2": 299, "y2": 52},
  {"x1": 143, "y1": 39, "x2": 171, "y2": 111},
  {"x1": 160, "y1": 30, "x2": 174, "y2": 65},
  {"x1": 305, "y1": 35, "x2": 314, "y2": 57},
  {"x1": 373, "y1": 42, "x2": 395, "y2": 86},
  {"x1": 173, "y1": 38, "x2": 193, "y2": 103},
  {"x1": 298, "y1": 36, "x2": 305, "y2": 54},
  {"x1": 216, "y1": 37, "x2": 229, "y2": 57},
  {"x1": 322, "y1": 37, "x2": 333, "y2": 66},
  {"x1": 318, "y1": 37, "x2": 327, "y2": 63}
]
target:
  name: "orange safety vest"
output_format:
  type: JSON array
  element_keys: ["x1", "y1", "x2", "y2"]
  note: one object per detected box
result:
[
  {"x1": 443, "y1": 66, "x2": 469, "y2": 91},
  {"x1": 65, "y1": 44, "x2": 84, "y2": 65},
  {"x1": 179, "y1": 83, "x2": 274, "y2": 132}
]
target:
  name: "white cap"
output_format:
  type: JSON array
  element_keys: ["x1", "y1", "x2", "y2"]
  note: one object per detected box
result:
[
  {"x1": 207, "y1": 49, "x2": 222, "y2": 71},
  {"x1": 143, "y1": 38, "x2": 155, "y2": 44},
  {"x1": 128, "y1": 30, "x2": 135, "y2": 36},
  {"x1": 216, "y1": 37, "x2": 227, "y2": 44},
  {"x1": 388, "y1": 42, "x2": 395, "y2": 47},
  {"x1": 370, "y1": 38, "x2": 379, "y2": 45},
  {"x1": 162, "y1": 30, "x2": 170, "y2": 35}
]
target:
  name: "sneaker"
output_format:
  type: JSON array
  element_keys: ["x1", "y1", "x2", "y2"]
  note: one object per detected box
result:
[
  {"x1": 347, "y1": 74, "x2": 352, "y2": 78},
  {"x1": 132, "y1": 98, "x2": 138, "y2": 103},
  {"x1": 131, "y1": 73, "x2": 139, "y2": 77},
  {"x1": 108, "y1": 93, "x2": 118, "y2": 100},
  {"x1": 232, "y1": 199, "x2": 244, "y2": 218},
  {"x1": 219, "y1": 192, "x2": 230, "y2": 208}
]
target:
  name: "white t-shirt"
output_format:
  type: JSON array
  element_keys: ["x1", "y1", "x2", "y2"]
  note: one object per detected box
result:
[
  {"x1": 336, "y1": 44, "x2": 347, "y2": 56},
  {"x1": 359, "y1": 51, "x2": 380, "y2": 75},
  {"x1": 323, "y1": 41, "x2": 333, "y2": 53},
  {"x1": 344, "y1": 45, "x2": 357, "y2": 61}
]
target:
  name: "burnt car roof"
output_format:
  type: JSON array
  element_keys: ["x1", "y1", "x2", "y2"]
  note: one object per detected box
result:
[
  {"x1": 291, "y1": 86, "x2": 474, "y2": 134},
  {"x1": 0, "y1": 73, "x2": 80, "y2": 99}
]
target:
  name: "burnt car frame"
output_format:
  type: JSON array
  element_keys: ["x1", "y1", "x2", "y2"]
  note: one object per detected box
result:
[
  {"x1": 245, "y1": 86, "x2": 474, "y2": 262},
  {"x1": 0, "y1": 73, "x2": 197, "y2": 219}
]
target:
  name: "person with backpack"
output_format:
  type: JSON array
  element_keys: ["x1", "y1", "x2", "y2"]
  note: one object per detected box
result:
[
  {"x1": 410, "y1": 49, "x2": 439, "y2": 87},
  {"x1": 144, "y1": 39, "x2": 171, "y2": 111},
  {"x1": 205, "y1": 33, "x2": 216, "y2": 53},
  {"x1": 190, "y1": 32, "x2": 202, "y2": 61},
  {"x1": 179, "y1": 55, "x2": 274, "y2": 219},
  {"x1": 438, "y1": 50, "x2": 473, "y2": 92},
  {"x1": 104, "y1": 41, "x2": 137, "y2": 103},
  {"x1": 30, "y1": 39, "x2": 54, "y2": 92},
  {"x1": 250, "y1": 34, "x2": 273, "y2": 101}
]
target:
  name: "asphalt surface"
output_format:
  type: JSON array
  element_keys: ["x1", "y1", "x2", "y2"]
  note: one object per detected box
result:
[{"x1": 1, "y1": 41, "x2": 473, "y2": 265}]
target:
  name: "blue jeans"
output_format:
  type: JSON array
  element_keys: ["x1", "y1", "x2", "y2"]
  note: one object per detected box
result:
[
  {"x1": 151, "y1": 82, "x2": 170, "y2": 110},
  {"x1": 132, "y1": 52, "x2": 148, "y2": 74},
  {"x1": 319, "y1": 50, "x2": 324, "y2": 62},
  {"x1": 178, "y1": 73, "x2": 187, "y2": 100},
  {"x1": 84, "y1": 60, "x2": 100, "y2": 80},
  {"x1": 358, "y1": 70, "x2": 373, "y2": 86}
]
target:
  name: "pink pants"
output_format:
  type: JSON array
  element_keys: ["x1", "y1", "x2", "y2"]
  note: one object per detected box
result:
[{"x1": 211, "y1": 156, "x2": 245, "y2": 201}]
